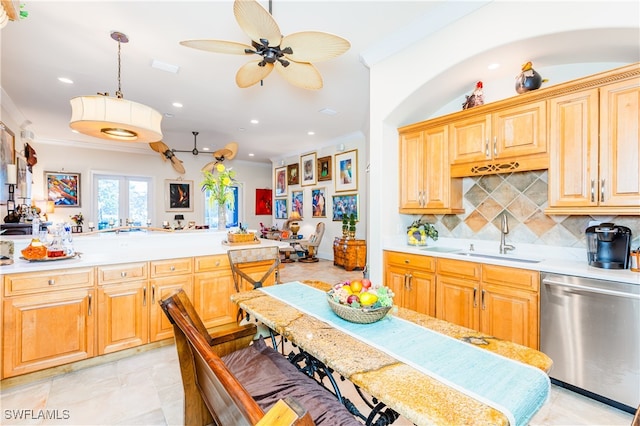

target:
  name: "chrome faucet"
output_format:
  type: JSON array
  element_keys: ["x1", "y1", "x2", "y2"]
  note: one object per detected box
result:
[{"x1": 499, "y1": 213, "x2": 515, "y2": 254}]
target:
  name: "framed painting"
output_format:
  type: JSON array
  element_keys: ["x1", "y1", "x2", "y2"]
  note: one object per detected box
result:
[
  {"x1": 275, "y1": 166, "x2": 287, "y2": 197},
  {"x1": 274, "y1": 198, "x2": 288, "y2": 219},
  {"x1": 1, "y1": 122, "x2": 15, "y2": 204},
  {"x1": 317, "y1": 156, "x2": 332, "y2": 181},
  {"x1": 165, "y1": 179, "x2": 193, "y2": 212},
  {"x1": 287, "y1": 162, "x2": 300, "y2": 185},
  {"x1": 335, "y1": 149, "x2": 358, "y2": 192},
  {"x1": 332, "y1": 193, "x2": 359, "y2": 221},
  {"x1": 255, "y1": 188, "x2": 272, "y2": 215},
  {"x1": 291, "y1": 190, "x2": 303, "y2": 217},
  {"x1": 300, "y1": 152, "x2": 317, "y2": 186},
  {"x1": 311, "y1": 187, "x2": 327, "y2": 217},
  {"x1": 45, "y1": 171, "x2": 81, "y2": 207}
]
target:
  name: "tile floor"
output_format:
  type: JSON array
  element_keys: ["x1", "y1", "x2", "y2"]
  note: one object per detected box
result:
[{"x1": 0, "y1": 260, "x2": 635, "y2": 425}]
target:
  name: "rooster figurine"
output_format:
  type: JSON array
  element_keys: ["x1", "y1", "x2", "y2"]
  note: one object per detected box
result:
[
  {"x1": 515, "y1": 61, "x2": 548, "y2": 94},
  {"x1": 462, "y1": 81, "x2": 484, "y2": 110}
]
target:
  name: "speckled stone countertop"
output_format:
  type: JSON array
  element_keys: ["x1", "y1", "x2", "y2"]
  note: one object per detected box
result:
[{"x1": 231, "y1": 280, "x2": 553, "y2": 426}]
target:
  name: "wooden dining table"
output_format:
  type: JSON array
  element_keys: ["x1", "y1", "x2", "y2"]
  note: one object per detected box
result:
[{"x1": 231, "y1": 280, "x2": 553, "y2": 426}]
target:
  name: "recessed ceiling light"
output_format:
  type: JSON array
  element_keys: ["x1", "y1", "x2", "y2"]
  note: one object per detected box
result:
[
  {"x1": 151, "y1": 59, "x2": 180, "y2": 74},
  {"x1": 71, "y1": 129, "x2": 79, "y2": 133},
  {"x1": 488, "y1": 63, "x2": 500, "y2": 70},
  {"x1": 307, "y1": 131, "x2": 315, "y2": 136},
  {"x1": 250, "y1": 119, "x2": 259, "y2": 124},
  {"x1": 164, "y1": 113, "x2": 174, "y2": 118},
  {"x1": 248, "y1": 153, "x2": 254, "y2": 157},
  {"x1": 202, "y1": 147, "x2": 210, "y2": 151},
  {"x1": 238, "y1": 127, "x2": 246, "y2": 131},
  {"x1": 58, "y1": 77, "x2": 74, "y2": 84},
  {"x1": 319, "y1": 108, "x2": 337, "y2": 116},
  {"x1": 172, "y1": 102, "x2": 183, "y2": 108}
]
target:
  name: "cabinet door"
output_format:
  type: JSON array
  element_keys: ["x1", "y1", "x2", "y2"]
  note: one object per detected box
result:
[
  {"x1": 548, "y1": 89, "x2": 600, "y2": 207},
  {"x1": 399, "y1": 130, "x2": 426, "y2": 209},
  {"x1": 423, "y1": 125, "x2": 450, "y2": 209},
  {"x1": 405, "y1": 270, "x2": 436, "y2": 317},
  {"x1": 450, "y1": 114, "x2": 491, "y2": 164},
  {"x1": 149, "y1": 275, "x2": 193, "y2": 342},
  {"x1": 599, "y1": 79, "x2": 640, "y2": 206},
  {"x1": 97, "y1": 281, "x2": 148, "y2": 355},
  {"x1": 481, "y1": 283, "x2": 539, "y2": 350},
  {"x1": 3, "y1": 289, "x2": 95, "y2": 378},
  {"x1": 493, "y1": 101, "x2": 547, "y2": 159},
  {"x1": 193, "y1": 270, "x2": 235, "y2": 329},
  {"x1": 385, "y1": 264, "x2": 408, "y2": 307},
  {"x1": 435, "y1": 276, "x2": 478, "y2": 331}
]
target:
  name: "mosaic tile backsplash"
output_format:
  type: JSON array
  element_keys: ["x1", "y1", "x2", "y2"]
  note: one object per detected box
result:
[{"x1": 417, "y1": 171, "x2": 640, "y2": 249}]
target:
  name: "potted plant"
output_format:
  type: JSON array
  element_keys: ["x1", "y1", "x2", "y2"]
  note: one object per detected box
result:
[
  {"x1": 342, "y1": 216, "x2": 349, "y2": 237},
  {"x1": 407, "y1": 219, "x2": 438, "y2": 246},
  {"x1": 201, "y1": 164, "x2": 236, "y2": 230},
  {"x1": 348, "y1": 214, "x2": 356, "y2": 238},
  {"x1": 70, "y1": 212, "x2": 84, "y2": 233}
]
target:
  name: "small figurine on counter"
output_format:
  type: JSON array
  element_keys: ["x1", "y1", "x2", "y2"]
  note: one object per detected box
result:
[
  {"x1": 462, "y1": 81, "x2": 484, "y2": 110},
  {"x1": 515, "y1": 61, "x2": 548, "y2": 94}
]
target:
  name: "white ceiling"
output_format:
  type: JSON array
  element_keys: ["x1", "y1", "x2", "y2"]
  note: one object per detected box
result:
[{"x1": 2, "y1": 1, "x2": 639, "y2": 167}]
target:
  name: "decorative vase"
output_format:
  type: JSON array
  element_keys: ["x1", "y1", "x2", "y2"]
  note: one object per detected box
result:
[
  {"x1": 342, "y1": 226, "x2": 349, "y2": 237},
  {"x1": 407, "y1": 227, "x2": 427, "y2": 246},
  {"x1": 348, "y1": 230, "x2": 356, "y2": 238},
  {"x1": 217, "y1": 204, "x2": 226, "y2": 230}
]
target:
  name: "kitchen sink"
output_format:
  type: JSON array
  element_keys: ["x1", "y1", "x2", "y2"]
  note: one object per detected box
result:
[
  {"x1": 419, "y1": 246, "x2": 463, "y2": 253},
  {"x1": 455, "y1": 252, "x2": 543, "y2": 264}
]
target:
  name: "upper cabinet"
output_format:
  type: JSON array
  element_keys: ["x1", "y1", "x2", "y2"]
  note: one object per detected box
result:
[
  {"x1": 546, "y1": 73, "x2": 640, "y2": 214},
  {"x1": 449, "y1": 101, "x2": 548, "y2": 177},
  {"x1": 398, "y1": 124, "x2": 463, "y2": 214}
]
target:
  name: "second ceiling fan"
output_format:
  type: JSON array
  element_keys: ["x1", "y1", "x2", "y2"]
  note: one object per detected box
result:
[{"x1": 180, "y1": 0, "x2": 350, "y2": 90}]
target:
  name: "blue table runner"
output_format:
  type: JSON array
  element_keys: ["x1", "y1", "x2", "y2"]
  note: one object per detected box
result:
[{"x1": 259, "y1": 282, "x2": 550, "y2": 426}]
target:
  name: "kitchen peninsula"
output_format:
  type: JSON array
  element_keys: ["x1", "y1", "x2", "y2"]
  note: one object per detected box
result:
[{"x1": 0, "y1": 231, "x2": 288, "y2": 380}]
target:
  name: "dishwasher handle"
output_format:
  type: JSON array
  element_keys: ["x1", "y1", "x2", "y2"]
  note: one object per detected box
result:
[{"x1": 542, "y1": 278, "x2": 640, "y2": 299}]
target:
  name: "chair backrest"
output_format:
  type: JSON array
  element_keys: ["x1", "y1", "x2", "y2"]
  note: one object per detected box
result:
[
  {"x1": 307, "y1": 222, "x2": 325, "y2": 247},
  {"x1": 227, "y1": 246, "x2": 280, "y2": 292}
]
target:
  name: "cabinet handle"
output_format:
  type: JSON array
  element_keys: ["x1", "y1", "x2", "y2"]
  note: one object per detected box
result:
[
  {"x1": 48, "y1": 279, "x2": 55, "y2": 285},
  {"x1": 493, "y1": 137, "x2": 497, "y2": 157},
  {"x1": 88, "y1": 294, "x2": 92, "y2": 316},
  {"x1": 215, "y1": 260, "x2": 220, "y2": 266},
  {"x1": 143, "y1": 287, "x2": 147, "y2": 306},
  {"x1": 485, "y1": 139, "x2": 490, "y2": 158},
  {"x1": 170, "y1": 265, "x2": 175, "y2": 271},
  {"x1": 481, "y1": 289, "x2": 486, "y2": 310},
  {"x1": 407, "y1": 273, "x2": 412, "y2": 291},
  {"x1": 590, "y1": 179, "x2": 595, "y2": 202},
  {"x1": 121, "y1": 271, "x2": 127, "y2": 278},
  {"x1": 473, "y1": 287, "x2": 477, "y2": 307},
  {"x1": 600, "y1": 179, "x2": 605, "y2": 202},
  {"x1": 404, "y1": 259, "x2": 410, "y2": 264},
  {"x1": 152, "y1": 285, "x2": 156, "y2": 304}
]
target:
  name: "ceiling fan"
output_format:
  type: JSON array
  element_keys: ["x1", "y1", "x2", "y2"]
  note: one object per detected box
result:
[
  {"x1": 201, "y1": 141, "x2": 239, "y2": 173},
  {"x1": 180, "y1": 0, "x2": 350, "y2": 90},
  {"x1": 149, "y1": 141, "x2": 185, "y2": 174}
]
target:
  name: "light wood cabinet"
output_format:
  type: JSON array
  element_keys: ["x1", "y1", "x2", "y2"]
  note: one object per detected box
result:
[
  {"x1": 3, "y1": 268, "x2": 96, "y2": 378},
  {"x1": 436, "y1": 258, "x2": 539, "y2": 349},
  {"x1": 193, "y1": 255, "x2": 235, "y2": 329},
  {"x1": 384, "y1": 251, "x2": 436, "y2": 316},
  {"x1": 398, "y1": 125, "x2": 463, "y2": 213},
  {"x1": 149, "y1": 258, "x2": 193, "y2": 342},
  {"x1": 449, "y1": 101, "x2": 548, "y2": 177},
  {"x1": 97, "y1": 262, "x2": 148, "y2": 355},
  {"x1": 546, "y1": 72, "x2": 639, "y2": 214}
]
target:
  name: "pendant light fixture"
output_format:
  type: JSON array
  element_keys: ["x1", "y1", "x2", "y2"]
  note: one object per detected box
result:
[{"x1": 69, "y1": 31, "x2": 163, "y2": 143}]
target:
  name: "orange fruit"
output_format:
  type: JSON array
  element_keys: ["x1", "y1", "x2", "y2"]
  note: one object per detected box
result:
[{"x1": 350, "y1": 280, "x2": 363, "y2": 293}]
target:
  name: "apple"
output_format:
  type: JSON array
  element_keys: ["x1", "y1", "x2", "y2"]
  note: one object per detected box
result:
[
  {"x1": 346, "y1": 294, "x2": 360, "y2": 305},
  {"x1": 361, "y1": 278, "x2": 372, "y2": 289}
]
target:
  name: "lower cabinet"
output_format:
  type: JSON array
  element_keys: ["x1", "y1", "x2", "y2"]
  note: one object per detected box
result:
[
  {"x1": 384, "y1": 251, "x2": 436, "y2": 316},
  {"x1": 193, "y1": 255, "x2": 235, "y2": 329}
]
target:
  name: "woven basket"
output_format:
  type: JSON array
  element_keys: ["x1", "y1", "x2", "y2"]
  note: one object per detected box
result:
[
  {"x1": 227, "y1": 232, "x2": 256, "y2": 243},
  {"x1": 326, "y1": 293, "x2": 391, "y2": 324}
]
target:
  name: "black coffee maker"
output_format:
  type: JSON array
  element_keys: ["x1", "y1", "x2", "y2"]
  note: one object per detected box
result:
[{"x1": 585, "y1": 223, "x2": 632, "y2": 269}]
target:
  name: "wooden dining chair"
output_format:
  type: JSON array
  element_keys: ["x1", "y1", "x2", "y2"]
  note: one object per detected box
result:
[{"x1": 227, "y1": 246, "x2": 281, "y2": 292}]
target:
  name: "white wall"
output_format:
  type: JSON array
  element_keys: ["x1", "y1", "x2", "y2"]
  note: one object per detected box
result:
[{"x1": 368, "y1": 1, "x2": 640, "y2": 284}]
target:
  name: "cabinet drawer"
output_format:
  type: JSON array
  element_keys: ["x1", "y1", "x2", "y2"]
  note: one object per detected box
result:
[
  {"x1": 195, "y1": 255, "x2": 229, "y2": 272},
  {"x1": 150, "y1": 258, "x2": 193, "y2": 277},
  {"x1": 482, "y1": 264, "x2": 539, "y2": 291},
  {"x1": 4, "y1": 268, "x2": 94, "y2": 296},
  {"x1": 437, "y1": 258, "x2": 481, "y2": 280},
  {"x1": 384, "y1": 251, "x2": 435, "y2": 272},
  {"x1": 97, "y1": 263, "x2": 148, "y2": 285}
]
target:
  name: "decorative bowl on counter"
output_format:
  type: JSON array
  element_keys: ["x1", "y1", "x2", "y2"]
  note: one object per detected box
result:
[
  {"x1": 327, "y1": 279, "x2": 394, "y2": 324},
  {"x1": 326, "y1": 294, "x2": 391, "y2": 323}
]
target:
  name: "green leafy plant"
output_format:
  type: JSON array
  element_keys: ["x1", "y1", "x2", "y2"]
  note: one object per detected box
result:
[
  {"x1": 407, "y1": 219, "x2": 438, "y2": 244},
  {"x1": 349, "y1": 214, "x2": 356, "y2": 231},
  {"x1": 70, "y1": 212, "x2": 84, "y2": 226},
  {"x1": 200, "y1": 164, "x2": 236, "y2": 209}
]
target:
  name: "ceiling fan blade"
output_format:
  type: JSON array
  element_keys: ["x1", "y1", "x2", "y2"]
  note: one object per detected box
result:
[
  {"x1": 236, "y1": 61, "x2": 274, "y2": 88},
  {"x1": 282, "y1": 31, "x2": 351, "y2": 63},
  {"x1": 275, "y1": 61, "x2": 323, "y2": 90},
  {"x1": 234, "y1": 0, "x2": 282, "y2": 46},
  {"x1": 170, "y1": 156, "x2": 186, "y2": 174},
  {"x1": 223, "y1": 142, "x2": 238, "y2": 160},
  {"x1": 149, "y1": 141, "x2": 170, "y2": 153},
  {"x1": 179, "y1": 39, "x2": 253, "y2": 55},
  {"x1": 201, "y1": 160, "x2": 217, "y2": 174}
]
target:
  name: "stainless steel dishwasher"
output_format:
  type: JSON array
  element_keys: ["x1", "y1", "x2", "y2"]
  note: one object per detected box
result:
[{"x1": 540, "y1": 273, "x2": 640, "y2": 413}]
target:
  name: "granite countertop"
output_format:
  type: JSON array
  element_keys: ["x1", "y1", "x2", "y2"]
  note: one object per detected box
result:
[
  {"x1": 232, "y1": 280, "x2": 553, "y2": 426},
  {"x1": 384, "y1": 237, "x2": 640, "y2": 285},
  {"x1": 0, "y1": 231, "x2": 290, "y2": 274}
]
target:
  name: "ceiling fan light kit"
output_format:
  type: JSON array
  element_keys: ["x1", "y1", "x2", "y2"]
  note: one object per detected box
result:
[
  {"x1": 180, "y1": 0, "x2": 350, "y2": 90},
  {"x1": 69, "y1": 31, "x2": 163, "y2": 143}
]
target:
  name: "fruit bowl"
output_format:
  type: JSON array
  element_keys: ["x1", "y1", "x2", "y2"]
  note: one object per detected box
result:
[{"x1": 326, "y1": 293, "x2": 391, "y2": 324}]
